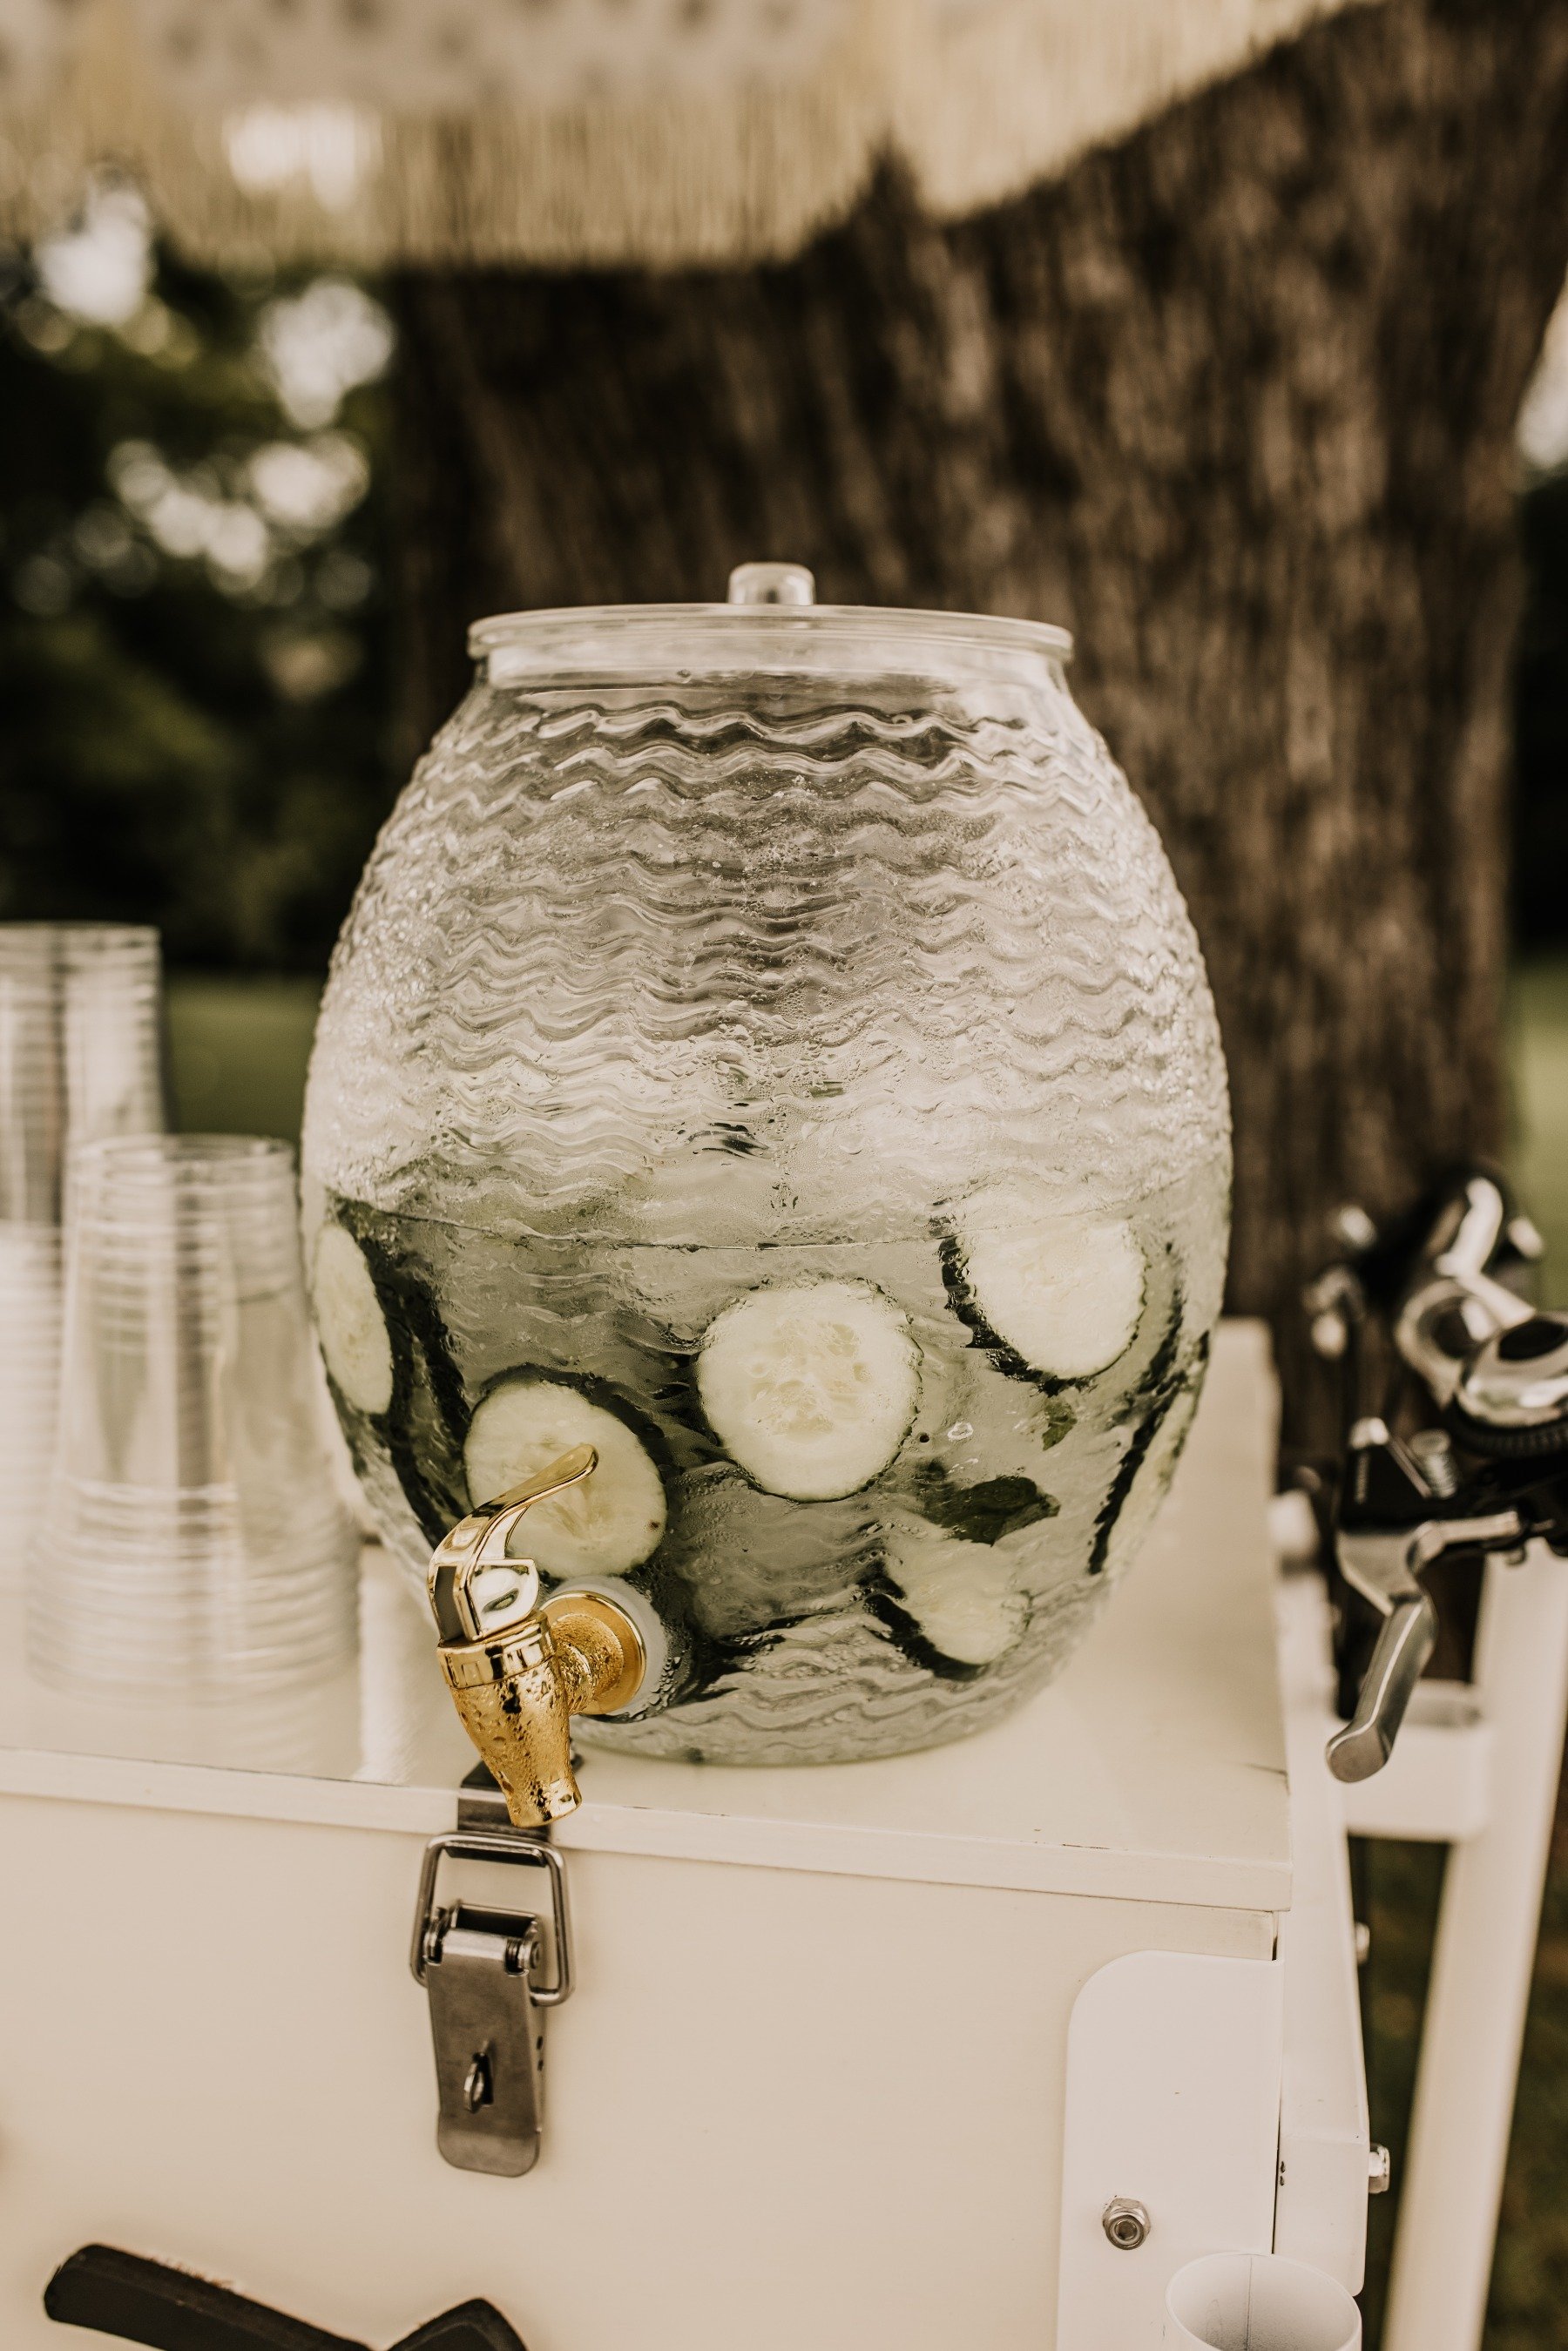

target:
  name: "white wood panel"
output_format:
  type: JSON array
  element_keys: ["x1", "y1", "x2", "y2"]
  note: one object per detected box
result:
[{"x1": 0, "y1": 1795, "x2": 1274, "y2": 2351}]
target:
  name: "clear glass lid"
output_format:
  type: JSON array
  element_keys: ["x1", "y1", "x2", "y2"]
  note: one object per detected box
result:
[{"x1": 470, "y1": 562, "x2": 1073, "y2": 685}]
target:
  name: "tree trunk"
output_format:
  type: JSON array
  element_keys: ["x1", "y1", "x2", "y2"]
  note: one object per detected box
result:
[{"x1": 388, "y1": 0, "x2": 1568, "y2": 1456}]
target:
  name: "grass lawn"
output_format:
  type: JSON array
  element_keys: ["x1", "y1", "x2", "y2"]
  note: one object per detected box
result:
[
  {"x1": 166, "y1": 973, "x2": 322, "y2": 1144},
  {"x1": 166, "y1": 958, "x2": 1568, "y2": 2345},
  {"x1": 1511, "y1": 959, "x2": 1568, "y2": 1274}
]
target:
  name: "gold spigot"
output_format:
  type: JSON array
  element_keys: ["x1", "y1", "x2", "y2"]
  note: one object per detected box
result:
[{"x1": 427, "y1": 1444, "x2": 647, "y2": 1827}]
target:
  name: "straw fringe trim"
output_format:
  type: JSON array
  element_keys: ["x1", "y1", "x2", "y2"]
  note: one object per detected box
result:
[{"x1": 0, "y1": 0, "x2": 1358, "y2": 268}]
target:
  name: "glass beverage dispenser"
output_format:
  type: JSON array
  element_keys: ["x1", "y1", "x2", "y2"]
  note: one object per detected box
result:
[{"x1": 302, "y1": 564, "x2": 1229, "y2": 1806}]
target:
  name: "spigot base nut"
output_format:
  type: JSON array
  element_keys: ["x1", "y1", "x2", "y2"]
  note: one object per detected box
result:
[{"x1": 544, "y1": 1589, "x2": 648, "y2": 1718}]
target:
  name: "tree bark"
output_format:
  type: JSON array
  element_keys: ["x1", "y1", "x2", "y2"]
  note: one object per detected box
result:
[{"x1": 388, "y1": 0, "x2": 1568, "y2": 1455}]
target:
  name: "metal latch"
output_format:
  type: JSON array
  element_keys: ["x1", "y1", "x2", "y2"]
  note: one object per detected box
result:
[{"x1": 410, "y1": 1827, "x2": 573, "y2": 2177}]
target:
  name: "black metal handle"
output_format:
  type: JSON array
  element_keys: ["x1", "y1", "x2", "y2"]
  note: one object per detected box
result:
[
  {"x1": 390, "y1": 2304, "x2": 528, "y2": 2351},
  {"x1": 44, "y1": 2246, "x2": 366, "y2": 2349},
  {"x1": 44, "y1": 2246, "x2": 527, "y2": 2351}
]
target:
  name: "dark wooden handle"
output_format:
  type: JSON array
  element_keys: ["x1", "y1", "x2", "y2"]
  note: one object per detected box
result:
[
  {"x1": 389, "y1": 2301, "x2": 528, "y2": 2351},
  {"x1": 44, "y1": 2243, "x2": 366, "y2": 2348},
  {"x1": 45, "y1": 2245, "x2": 526, "y2": 2351}
]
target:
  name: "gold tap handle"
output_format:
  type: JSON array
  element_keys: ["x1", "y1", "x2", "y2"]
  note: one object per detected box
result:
[
  {"x1": 428, "y1": 1444, "x2": 599, "y2": 1643},
  {"x1": 485, "y1": 1442, "x2": 598, "y2": 1518}
]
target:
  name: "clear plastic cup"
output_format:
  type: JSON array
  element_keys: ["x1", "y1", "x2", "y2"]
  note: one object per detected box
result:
[
  {"x1": 0, "y1": 925, "x2": 166, "y2": 1588},
  {"x1": 0, "y1": 1224, "x2": 64, "y2": 1565},
  {"x1": 0, "y1": 924, "x2": 165, "y2": 1222},
  {"x1": 28, "y1": 1135, "x2": 358, "y2": 1695}
]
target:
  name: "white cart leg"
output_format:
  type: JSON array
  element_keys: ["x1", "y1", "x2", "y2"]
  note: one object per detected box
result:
[{"x1": 1382, "y1": 1544, "x2": 1568, "y2": 2351}]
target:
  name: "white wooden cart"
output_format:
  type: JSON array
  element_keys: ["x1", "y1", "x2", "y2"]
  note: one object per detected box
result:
[{"x1": 0, "y1": 1325, "x2": 1559, "y2": 2350}]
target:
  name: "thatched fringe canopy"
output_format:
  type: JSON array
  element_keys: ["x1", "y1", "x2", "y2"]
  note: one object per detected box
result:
[{"x1": 1, "y1": 0, "x2": 1355, "y2": 267}]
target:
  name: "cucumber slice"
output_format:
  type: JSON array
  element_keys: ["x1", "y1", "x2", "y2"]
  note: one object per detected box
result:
[
  {"x1": 948, "y1": 1185, "x2": 1145, "y2": 1382},
  {"x1": 1092, "y1": 1359, "x2": 1205, "y2": 1577},
  {"x1": 314, "y1": 1211, "x2": 474, "y2": 1546},
  {"x1": 879, "y1": 1517, "x2": 1028, "y2": 1667},
  {"x1": 312, "y1": 1222, "x2": 395, "y2": 1416},
  {"x1": 463, "y1": 1377, "x2": 666, "y2": 1578},
  {"x1": 395, "y1": 1321, "x2": 471, "y2": 1547},
  {"x1": 696, "y1": 1278, "x2": 922, "y2": 1501}
]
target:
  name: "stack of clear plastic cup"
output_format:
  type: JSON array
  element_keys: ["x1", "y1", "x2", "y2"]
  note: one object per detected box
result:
[
  {"x1": 58, "y1": 924, "x2": 167, "y2": 1170},
  {"x1": 29, "y1": 1135, "x2": 358, "y2": 1696},
  {"x1": 0, "y1": 924, "x2": 166, "y2": 1589},
  {"x1": 0, "y1": 1220, "x2": 63, "y2": 1585}
]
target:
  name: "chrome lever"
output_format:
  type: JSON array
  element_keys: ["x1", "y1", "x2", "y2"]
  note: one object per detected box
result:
[
  {"x1": 1326, "y1": 1587, "x2": 1436, "y2": 1782},
  {"x1": 1327, "y1": 1420, "x2": 1527, "y2": 1781}
]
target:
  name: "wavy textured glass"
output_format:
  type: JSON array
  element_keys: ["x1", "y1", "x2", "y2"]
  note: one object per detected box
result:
[{"x1": 303, "y1": 601, "x2": 1230, "y2": 1764}]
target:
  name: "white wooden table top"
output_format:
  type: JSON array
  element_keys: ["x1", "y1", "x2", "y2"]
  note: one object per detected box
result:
[{"x1": 0, "y1": 1321, "x2": 1290, "y2": 1912}]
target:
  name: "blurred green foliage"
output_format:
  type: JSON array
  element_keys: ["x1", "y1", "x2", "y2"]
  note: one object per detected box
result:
[{"x1": 0, "y1": 205, "x2": 398, "y2": 969}]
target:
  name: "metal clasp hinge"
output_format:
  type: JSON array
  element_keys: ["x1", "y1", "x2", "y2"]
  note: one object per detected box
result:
[{"x1": 410, "y1": 1829, "x2": 573, "y2": 2177}]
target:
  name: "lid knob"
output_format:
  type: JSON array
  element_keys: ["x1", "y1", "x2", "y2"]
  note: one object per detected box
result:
[{"x1": 727, "y1": 562, "x2": 815, "y2": 607}]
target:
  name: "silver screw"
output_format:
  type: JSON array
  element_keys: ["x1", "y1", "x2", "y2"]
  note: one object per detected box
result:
[
  {"x1": 1408, "y1": 1429, "x2": 1460, "y2": 1499},
  {"x1": 1369, "y1": 2144, "x2": 1391, "y2": 2195},
  {"x1": 1102, "y1": 2197, "x2": 1152, "y2": 2251}
]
